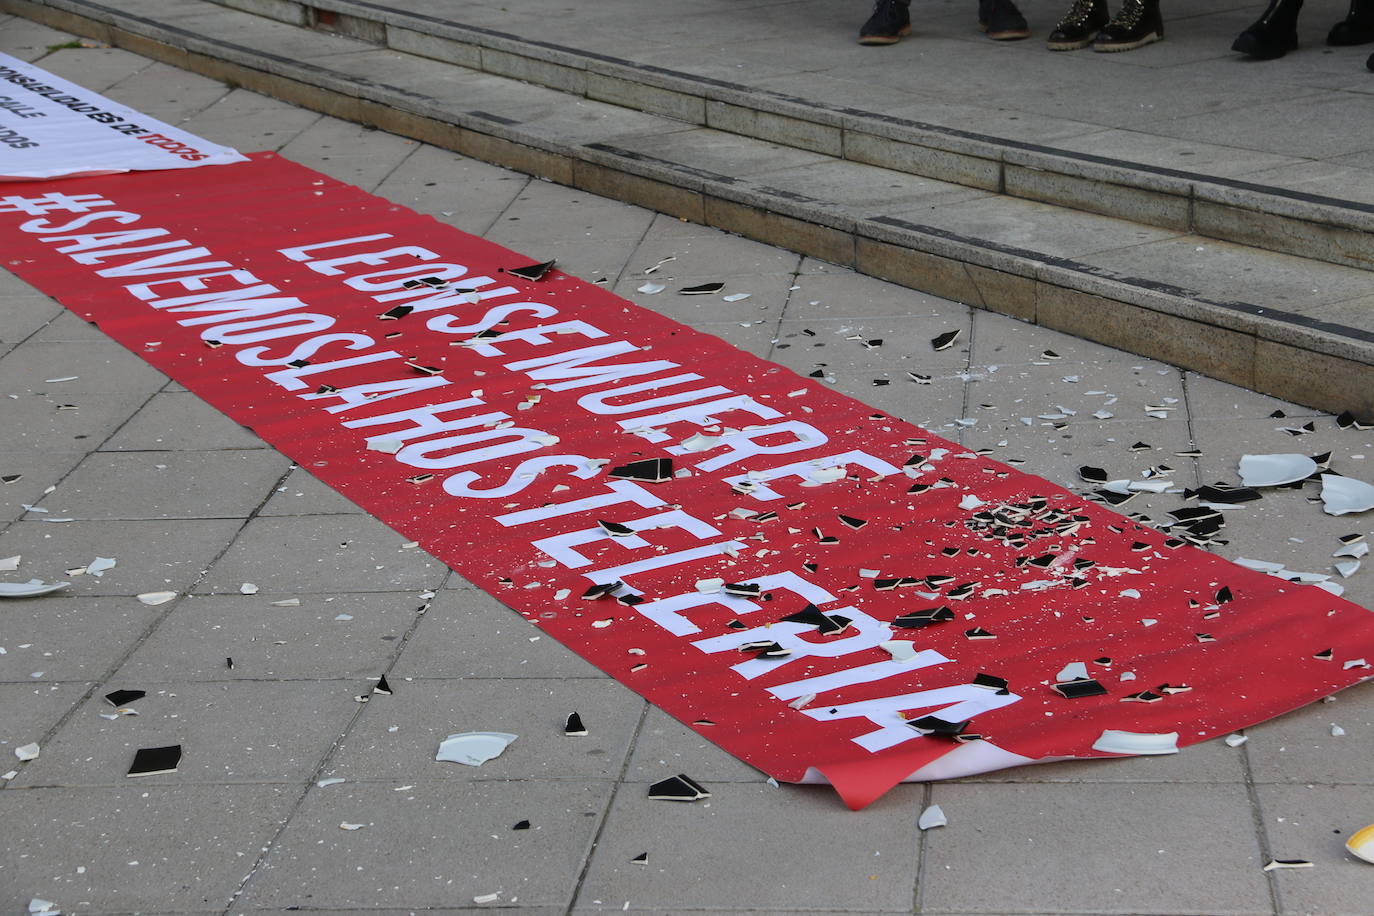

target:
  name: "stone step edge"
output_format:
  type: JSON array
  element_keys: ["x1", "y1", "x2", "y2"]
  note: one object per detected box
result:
[
  {"x1": 196, "y1": 0, "x2": 1374, "y2": 277},
  {"x1": 5, "y1": 0, "x2": 1372, "y2": 419}
]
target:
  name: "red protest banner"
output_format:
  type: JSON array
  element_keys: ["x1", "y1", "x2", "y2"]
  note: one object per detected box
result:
[{"x1": 3, "y1": 153, "x2": 1371, "y2": 809}]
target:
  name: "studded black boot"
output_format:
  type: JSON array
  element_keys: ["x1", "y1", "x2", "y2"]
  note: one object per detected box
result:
[
  {"x1": 1094, "y1": 0, "x2": 1164, "y2": 51},
  {"x1": 1329, "y1": 0, "x2": 1374, "y2": 45},
  {"x1": 1232, "y1": 0, "x2": 1303, "y2": 59},
  {"x1": 859, "y1": 0, "x2": 912, "y2": 44},
  {"x1": 1048, "y1": 0, "x2": 1110, "y2": 50}
]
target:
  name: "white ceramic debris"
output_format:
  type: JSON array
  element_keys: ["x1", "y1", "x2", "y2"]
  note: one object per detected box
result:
[
  {"x1": 435, "y1": 732, "x2": 517, "y2": 767},
  {"x1": 0, "y1": 580, "x2": 69, "y2": 598},
  {"x1": 879, "y1": 640, "x2": 920, "y2": 663},
  {"x1": 1347, "y1": 823, "x2": 1374, "y2": 864},
  {"x1": 636, "y1": 281, "x2": 665, "y2": 295},
  {"x1": 1225, "y1": 734, "x2": 1248, "y2": 747},
  {"x1": 1056, "y1": 661, "x2": 1089, "y2": 682},
  {"x1": 84, "y1": 557, "x2": 116, "y2": 577},
  {"x1": 0, "y1": 555, "x2": 18, "y2": 572},
  {"x1": 1320, "y1": 475, "x2": 1374, "y2": 516},
  {"x1": 918, "y1": 804, "x2": 947, "y2": 830},
  {"x1": 28, "y1": 899, "x2": 61, "y2": 916},
  {"x1": 1335, "y1": 559, "x2": 1361, "y2": 578},
  {"x1": 1238, "y1": 453, "x2": 1317, "y2": 487},
  {"x1": 137, "y1": 591, "x2": 178, "y2": 606},
  {"x1": 1091, "y1": 729, "x2": 1179, "y2": 755},
  {"x1": 15, "y1": 743, "x2": 39, "y2": 761}
]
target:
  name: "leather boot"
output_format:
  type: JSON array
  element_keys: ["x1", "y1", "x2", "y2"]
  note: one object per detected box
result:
[
  {"x1": 1232, "y1": 0, "x2": 1303, "y2": 59},
  {"x1": 1094, "y1": 0, "x2": 1164, "y2": 51},
  {"x1": 1328, "y1": 0, "x2": 1374, "y2": 45},
  {"x1": 1048, "y1": 0, "x2": 1110, "y2": 50}
]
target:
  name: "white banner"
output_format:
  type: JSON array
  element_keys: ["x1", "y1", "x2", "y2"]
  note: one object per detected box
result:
[{"x1": 0, "y1": 52, "x2": 247, "y2": 180}]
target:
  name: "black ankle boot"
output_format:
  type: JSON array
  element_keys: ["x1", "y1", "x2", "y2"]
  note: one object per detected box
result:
[
  {"x1": 860, "y1": 0, "x2": 912, "y2": 44},
  {"x1": 1232, "y1": 0, "x2": 1303, "y2": 59},
  {"x1": 1094, "y1": 0, "x2": 1164, "y2": 51},
  {"x1": 1048, "y1": 0, "x2": 1110, "y2": 50},
  {"x1": 1329, "y1": 0, "x2": 1374, "y2": 45}
]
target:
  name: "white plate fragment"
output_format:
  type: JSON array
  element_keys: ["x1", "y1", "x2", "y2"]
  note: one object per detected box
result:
[
  {"x1": 918, "y1": 804, "x2": 947, "y2": 830},
  {"x1": 1335, "y1": 559, "x2": 1361, "y2": 578},
  {"x1": 0, "y1": 555, "x2": 19, "y2": 572},
  {"x1": 1092, "y1": 729, "x2": 1179, "y2": 755},
  {"x1": 879, "y1": 640, "x2": 920, "y2": 663},
  {"x1": 15, "y1": 743, "x2": 39, "y2": 761},
  {"x1": 1320, "y1": 475, "x2": 1374, "y2": 516},
  {"x1": 84, "y1": 557, "x2": 116, "y2": 577},
  {"x1": 1056, "y1": 661, "x2": 1088, "y2": 682},
  {"x1": 0, "y1": 580, "x2": 69, "y2": 598},
  {"x1": 137, "y1": 591, "x2": 178, "y2": 606},
  {"x1": 1347, "y1": 823, "x2": 1374, "y2": 864},
  {"x1": 436, "y1": 731, "x2": 517, "y2": 767},
  {"x1": 28, "y1": 900, "x2": 61, "y2": 916},
  {"x1": 1238, "y1": 453, "x2": 1317, "y2": 487},
  {"x1": 1225, "y1": 734, "x2": 1248, "y2": 747},
  {"x1": 636, "y1": 281, "x2": 665, "y2": 295}
]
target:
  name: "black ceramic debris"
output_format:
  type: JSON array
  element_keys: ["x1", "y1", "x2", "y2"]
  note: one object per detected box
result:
[
  {"x1": 597, "y1": 519, "x2": 635, "y2": 537},
  {"x1": 648, "y1": 773, "x2": 710, "y2": 801},
  {"x1": 373, "y1": 675, "x2": 393, "y2": 696},
  {"x1": 972, "y1": 673, "x2": 1009, "y2": 692},
  {"x1": 127, "y1": 744, "x2": 181, "y2": 777},
  {"x1": 564, "y1": 712, "x2": 587, "y2": 736},
  {"x1": 512, "y1": 819, "x2": 531, "y2": 830},
  {"x1": 781, "y1": 603, "x2": 849, "y2": 635},
  {"x1": 931, "y1": 329, "x2": 960, "y2": 351},
  {"x1": 379, "y1": 305, "x2": 413, "y2": 320},
  {"x1": 104, "y1": 689, "x2": 145, "y2": 707},
  {"x1": 838, "y1": 514, "x2": 867, "y2": 530},
  {"x1": 723, "y1": 582, "x2": 761, "y2": 598},
  {"x1": 581, "y1": 581, "x2": 623, "y2": 600},
  {"x1": 609, "y1": 458, "x2": 673, "y2": 483},
  {"x1": 894, "y1": 606, "x2": 955, "y2": 628},
  {"x1": 631, "y1": 852, "x2": 649, "y2": 864},
  {"x1": 908, "y1": 715, "x2": 969, "y2": 737},
  {"x1": 1216, "y1": 586, "x2": 1233, "y2": 604},
  {"x1": 504, "y1": 259, "x2": 556, "y2": 281},
  {"x1": 1052, "y1": 678, "x2": 1108, "y2": 699},
  {"x1": 1079, "y1": 466, "x2": 1108, "y2": 483},
  {"x1": 678, "y1": 282, "x2": 725, "y2": 295},
  {"x1": 964, "y1": 627, "x2": 996, "y2": 639}
]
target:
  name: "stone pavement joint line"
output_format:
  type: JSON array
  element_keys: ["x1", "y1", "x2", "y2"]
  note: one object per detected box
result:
[
  {"x1": 3, "y1": 0, "x2": 1374, "y2": 418},
  {"x1": 2, "y1": 12, "x2": 1374, "y2": 916}
]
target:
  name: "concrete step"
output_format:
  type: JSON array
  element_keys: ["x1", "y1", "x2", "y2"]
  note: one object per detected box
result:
[{"x1": 5, "y1": 0, "x2": 1373, "y2": 418}]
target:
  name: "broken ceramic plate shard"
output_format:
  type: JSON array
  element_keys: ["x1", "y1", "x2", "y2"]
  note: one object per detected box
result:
[
  {"x1": 504, "y1": 259, "x2": 556, "y2": 281},
  {"x1": 0, "y1": 579, "x2": 69, "y2": 598},
  {"x1": 127, "y1": 744, "x2": 181, "y2": 777},
  {"x1": 0, "y1": 555, "x2": 18, "y2": 572},
  {"x1": 636, "y1": 281, "x2": 666, "y2": 295},
  {"x1": 597, "y1": 519, "x2": 635, "y2": 537},
  {"x1": 104, "y1": 689, "x2": 145, "y2": 707},
  {"x1": 28, "y1": 899, "x2": 61, "y2": 916},
  {"x1": 648, "y1": 773, "x2": 710, "y2": 801},
  {"x1": 1320, "y1": 474, "x2": 1374, "y2": 516},
  {"x1": 15, "y1": 743, "x2": 39, "y2": 761},
  {"x1": 678, "y1": 282, "x2": 725, "y2": 295},
  {"x1": 931, "y1": 329, "x2": 960, "y2": 351},
  {"x1": 136, "y1": 591, "x2": 177, "y2": 606},
  {"x1": 84, "y1": 557, "x2": 116, "y2": 577},
  {"x1": 631, "y1": 851, "x2": 649, "y2": 864},
  {"x1": 1238, "y1": 453, "x2": 1317, "y2": 487},
  {"x1": 1052, "y1": 678, "x2": 1108, "y2": 699},
  {"x1": 1092, "y1": 729, "x2": 1179, "y2": 755},
  {"x1": 564, "y1": 712, "x2": 587, "y2": 736},
  {"x1": 879, "y1": 640, "x2": 920, "y2": 663},
  {"x1": 918, "y1": 804, "x2": 947, "y2": 830},
  {"x1": 609, "y1": 458, "x2": 673, "y2": 483},
  {"x1": 1346, "y1": 823, "x2": 1374, "y2": 864},
  {"x1": 1263, "y1": 859, "x2": 1314, "y2": 871},
  {"x1": 373, "y1": 675, "x2": 393, "y2": 696},
  {"x1": 435, "y1": 732, "x2": 517, "y2": 766}
]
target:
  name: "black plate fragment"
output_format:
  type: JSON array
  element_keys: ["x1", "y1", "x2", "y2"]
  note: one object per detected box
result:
[
  {"x1": 678, "y1": 282, "x2": 725, "y2": 295},
  {"x1": 127, "y1": 744, "x2": 181, "y2": 777},
  {"x1": 1052, "y1": 678, "x2": 1108, "y2": 699},
  {"x1": 648, "y1": 773, "x2": 710, "y2": 801},
  {"x1": 930, "y1": 329, "x2": 961, "y2": 351},
  {"x1": 609, "y1": 458, "x2": 673, "y2": 483},
  {"x1": 104, "y1": 689, "x2": 145, "y2": 707},
  {"x1": 503, "y1": 259, "x2": 556, "y2": 281},
  {"x1": 564, "y1": 712, "x2": 588, "y2": 736}
]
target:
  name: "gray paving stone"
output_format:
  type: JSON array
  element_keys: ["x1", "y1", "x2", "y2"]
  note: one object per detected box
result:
[
  {"x1": 10, "y1": 680, "x2": 360, "y2": 787},
  {"x1": 321, "y1": 677, "x2": 642, "y2": 783},
  {"x1": 372, "y1": 143, "x2": 531, "y2": 236},
  {"x1": 0, "y1": 783, "x2": 296, "y2": 914},
  {"x1": 238, "y1": 779, "x2": 610, "y2": 910},
  {"x1": 0, "y1": 293, "x2": 63, "y2": 345},
  {"x1": 195, "y1": 514, "x2": 447, "y2": 595},
  {"x1": 1255, "y1": 784, "x2": 1374, "y2": 915},
  {"x1": 575, "y1": 781, "x2": 923, "y2": 912},
  {"x1": 100, "y1": 391, "x2": 269, "y2": 451},
  {"x1": 1184, "y1": 370, "x2": 1323, "y2": 422},
  {"x1": 27, "y1": 310, "x2": 119, "y2": 343},
  {"x1": 391, "y1": 588, "x2": 608, "y2": 680},
  {"x1": 920, "y1": 782, "x2": 1272, "y2": 914},
  {"x1": 624, "y1": 705, "x2": 763, "y2": 784},
  {"x1": 0, "y1": 338, "x2": 168, "y2": 396},
  {"x1": 38, "y1": 449, "x2": 290, "y2": 520},
  {"x1": 115, "y1": 591, "x2": 426, "y2": 682},
  {"x1": 486, "y1": 180, "x2": 660, "y2": 244},
  {"x1": 28, "y1": 46, "x2": 153, "y2": 92},
  {"x1": 259, "y1": 466, "x2": 367, "y2": 516},
  {"x1": 0, "y1": 518, "x2": 244, "y2": 596},
  {"x1": 0, "y1": 447, "x2": 87, "y2": 524},
  {"x1": 103, "y1": 60, "x2": 230, "y2": 122},
  {"x1": 0, "y1": 682, "x2": 91, "y2": 761},
  {"x1": 0, "y1": 16, "x2": 76, "y2": 61},
  {"x1": 179, "y1": 87, "x2": 324, "y2": 152},
  {"x1": 1246, "y1": 695, "x2": 1374, "y2": 786},
  {"x1": 0, "y1": 595, "x2": 164, "y2": 684},
  {"x1": 277, "y1": 116, "x2": 424, "y2": 191}
]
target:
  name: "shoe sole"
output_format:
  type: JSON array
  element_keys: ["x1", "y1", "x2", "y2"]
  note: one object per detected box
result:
[
  {"x1": 1047, "y1": 37, "x2": 1095, "y2": 50},
  {"x1": 987, "y1": 29, "x2": 1031, "y2": 40},
  {"x1": 1094, "y1": 30, "x2": 1162, "y2": 51},
  {"x1": 859, "y1": 25, "x2": 911, "y2": 45}
]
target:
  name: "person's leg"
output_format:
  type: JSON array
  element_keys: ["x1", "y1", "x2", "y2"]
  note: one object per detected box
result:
[
  {"x1": 1093, "y1": 0, "x2": 1163, "y2": 50},
  {"x1": 1047, "y1": 0, "x2": 1111, "y2": 49},
  {"x1": 859, "y1": 0, "x2": 912, "y2": 44},
  {"x1": 1232, "y1": 0, "x2": 1303, "y2": 59},
  {"x1": 979, "y1": 0, "x2": 1032, "y2": 40},
  {"x1": 1329, "y1": 0, "x2": 1374, "y2": 45}
]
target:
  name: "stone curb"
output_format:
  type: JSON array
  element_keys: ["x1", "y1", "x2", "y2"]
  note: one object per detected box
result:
[{"x1": 4, "y1": 0, "x2": 1372, "y2": 417}]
